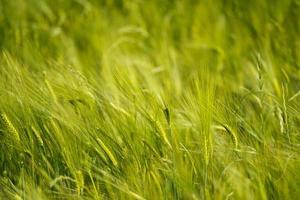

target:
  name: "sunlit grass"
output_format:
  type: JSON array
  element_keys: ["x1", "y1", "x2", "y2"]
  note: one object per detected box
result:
[{"x1": 0, "y1": 0, "x2": 300, "y2": 199}]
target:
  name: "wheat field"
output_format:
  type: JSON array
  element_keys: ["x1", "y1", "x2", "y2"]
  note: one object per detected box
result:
[{"x1": 0, "y1": 0, "x2": 300, "y2": 199}]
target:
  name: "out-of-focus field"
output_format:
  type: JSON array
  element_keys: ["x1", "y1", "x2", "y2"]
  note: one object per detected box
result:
[{"x1": 0, "y1": 0, "x2": 300, "y2": 199}]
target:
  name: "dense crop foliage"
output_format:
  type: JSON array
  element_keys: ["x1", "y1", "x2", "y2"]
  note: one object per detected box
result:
[{"x1": 0, "y1": 0, "x2": 300, "y2": 199}]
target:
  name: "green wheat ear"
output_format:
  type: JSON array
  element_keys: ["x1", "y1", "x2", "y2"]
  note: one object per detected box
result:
[
  {"x1": 1, "y1": 113, "x2": 20, "y2": 143},
  {"x1": 31, "y1": 125, "x2": 44, "y2": 146},
  {"x1": 214, "y1": 124, "x2": 238, "y2": 149},
  {"x1": 204, "y1": 136, "x2": 210, "y2": 166},
  {"x1": 75, "y1": 170, "x2": 85, "y2": 196},
  {"x1": 222, "y1": 124, "x2": 238, "y2": 149}
]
